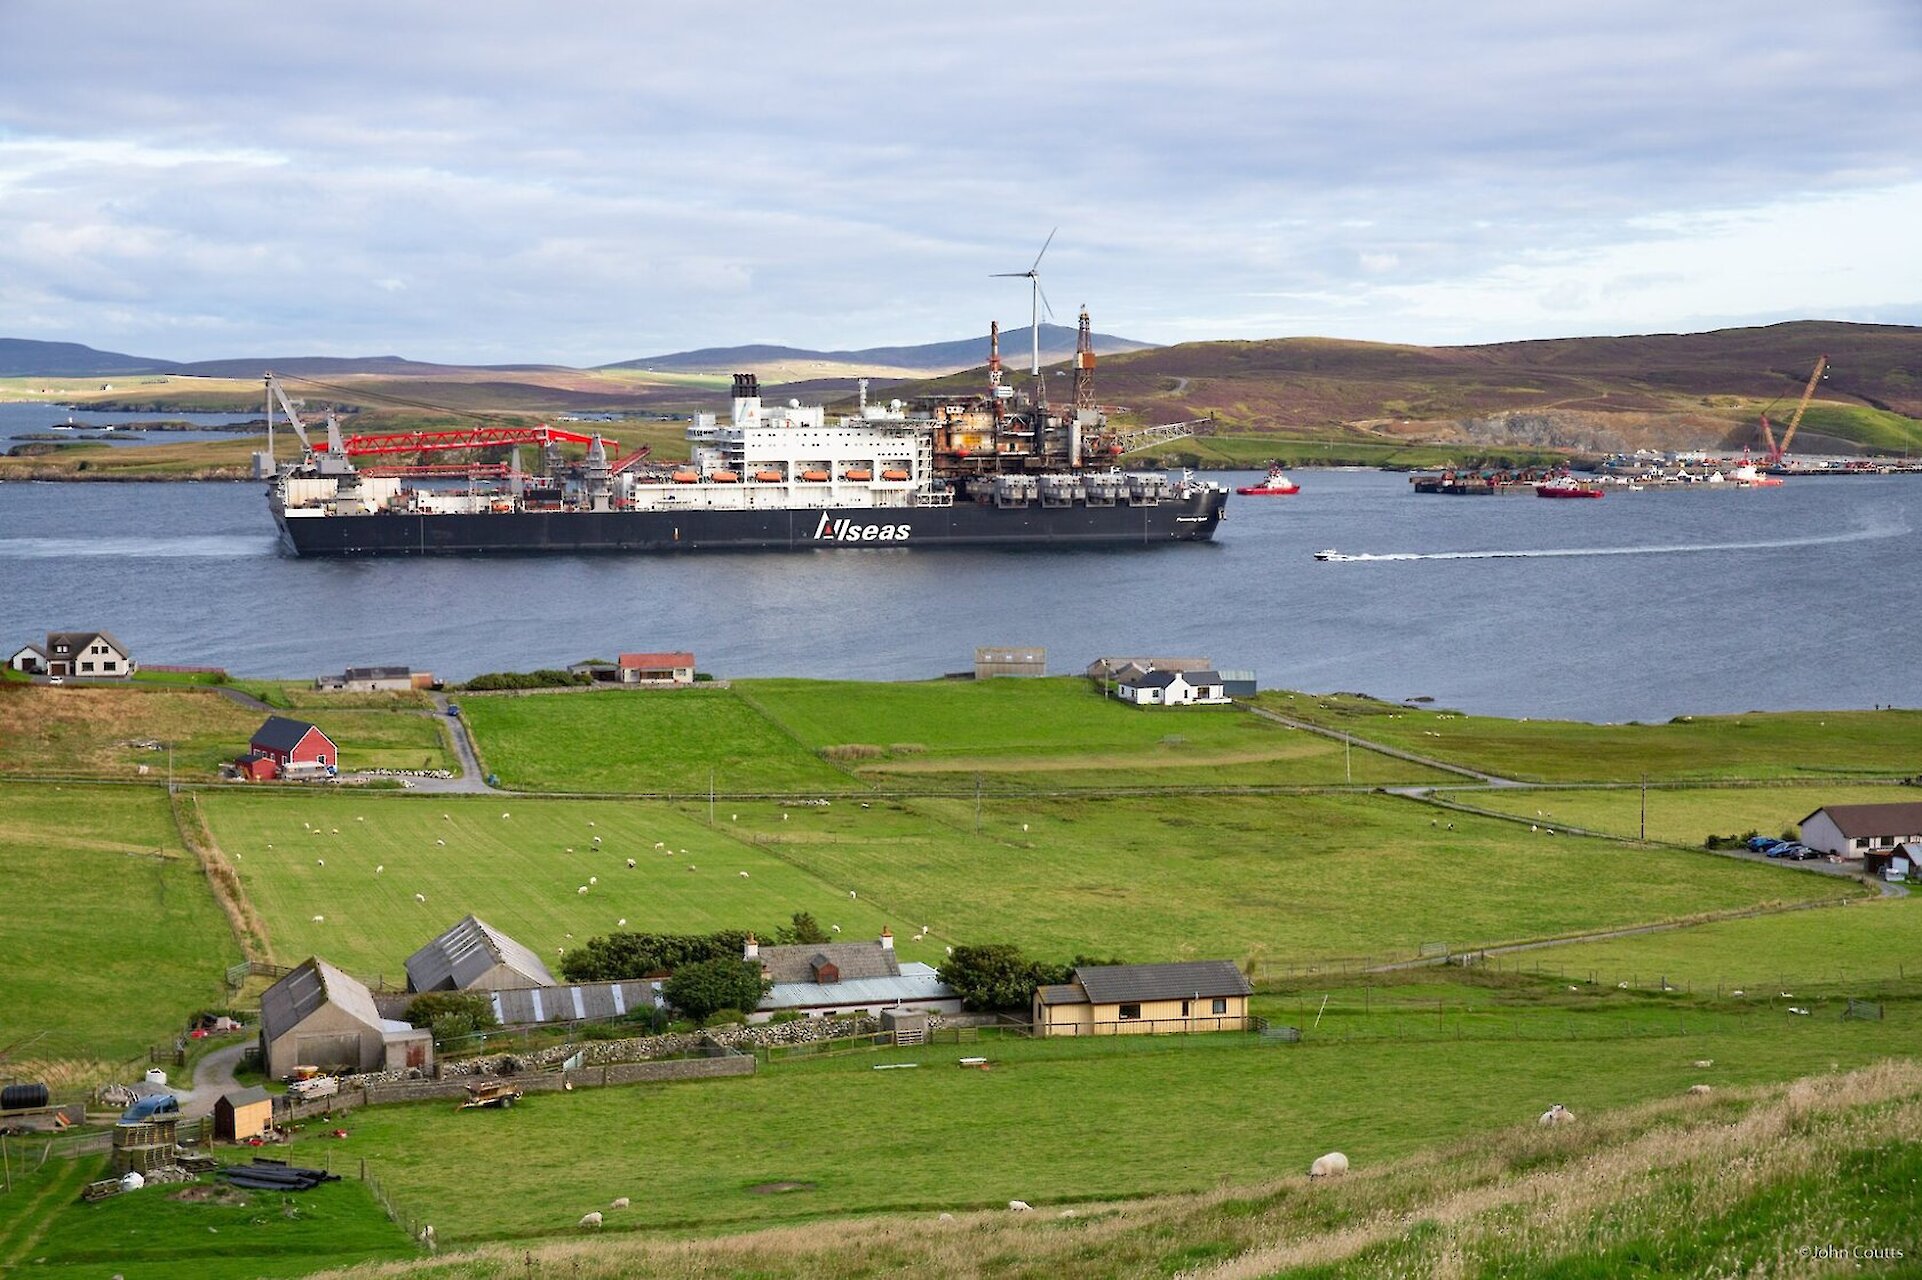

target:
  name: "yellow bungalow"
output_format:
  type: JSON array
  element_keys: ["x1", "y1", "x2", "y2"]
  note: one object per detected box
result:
[{"x1": 1032, "y1": 960, "x2": 1254, "y2": 1036}]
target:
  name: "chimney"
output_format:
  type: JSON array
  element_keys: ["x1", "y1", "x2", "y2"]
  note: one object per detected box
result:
[
  {"x1": 743, "y1": 933, "x2": 758, "y2": 961},
  {"x1": 879, "y1": 927, "x2": 893, "y2": 951}
]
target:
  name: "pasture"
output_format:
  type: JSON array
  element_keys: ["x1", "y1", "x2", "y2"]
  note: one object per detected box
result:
[
  {"x1": 337, "y1": 999, "x2": 1918, "y2": 1243},
  {"x1": 0, "y1": 684, "x2": 453, "y2": 778},
  {"x1": 697, "y1": 792, "x2": 1853, "y2": 967},
  {"x1": 1258, "y1": 693, "x2": 1922, "y2": 783},
  {"x1": 0, "y1": 784, "x2": 234, "y2": 1066},
  {"x1": 197, "y1": 791, "x2": 901, "y2": 976},
  {"x1": 1464, "y1": 782, "x2": 1916, "y2": 846},
  {"x1": 199, "y1": 788, "x2": 1852, "y2": 980}
]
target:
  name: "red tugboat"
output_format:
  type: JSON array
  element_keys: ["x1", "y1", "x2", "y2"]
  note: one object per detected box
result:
[
  {"x1": 1535, "y1": 475, "x2": 1605, "y2": 499},
  {"x1": 1236, "y1": 465, "x2": 1301, "y2": 496}
]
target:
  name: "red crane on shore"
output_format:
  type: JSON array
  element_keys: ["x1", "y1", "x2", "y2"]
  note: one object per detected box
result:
[{"x1": 1758, "y1": 355, "x2": 1828, "y2": 464}]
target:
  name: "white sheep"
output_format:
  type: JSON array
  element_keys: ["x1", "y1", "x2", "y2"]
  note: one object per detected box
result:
[
  {"x1": 436, "y1": 839, "x2": 445, "y2": 846},
  {"x1": 1007, "y1": 1200, "x2": 1032, "y2": 1212},
  {"x1": 849, "y1": 890, "x2": 857, "y2": 899},
  {"x1": 626, "y1": 858, "x2": 636, "y2": 868},
  {"x1": 739, "y1": 871, "x2": 750, "y2": 878},
  {"x1": 593, "y1": 836, "x2": 602, "y2": 845},
  {"x1": 577, "y1": 886, "x2": 589, "y2": 895},
  {"x1": 588, "y1": 876, "x2": 597, "y2": 885},
  {"x1": 376, "y1": 865, "x2": 384, "y2": 873},
  {"x1": 617, "y1": 918, "x2": 627, "y2": 927},
  {"x1": 356, "y1": 816, "x2": 365, "y2": 822},
  {"x1": 501, "y1": 812, "x2": 510, "y2": 819},
  {"x1": 1789, "y1": 1006, "x2": 1811, "y2": 1016},
  {"x1": 414, "y1": 893, "x2": 427, "y2": 902},
  {"x1": 311, "y1": 915, "x2": 325, "y2": 924},
  {"x1": 315, "y1": 858, "x2": 325, "y2": 867},
  {"x1": 1687, "y1": 1084, "x2": 1713, "y2": 1096},
  {"x1": 1732, "y1": 989, "x2": 1745, "y2": 998},
  {"x1": 588, "y1": 821, "x2": 596, "y2": 828},
  {"x1": 566, "y1": 847, "x2": 574, "y2": 854},
  {"x1": 688, "y1": 865, "x2": 697, "y2": 872},
  {"x1": 831, "y1": 924, "x2": 842, "y2": 933},
  {"x1": 1692, "y1": 1059, "x2": 1714, "y2": 1069},
  {"x1": 578, "y1": 1211, "x2": 603, "y2": 1228},
  {"x1": 1539, "y1": 1104, "x2": 1574, "y2": 1127},
  {"x1": 610, "y1": 1196, "x2": 629, "y2": 1209},
  {"x1": 654, "y1": 841, "x2": 664, "y2": 849},
  {"x1": 442, "y1": 814, "x2": 449, "y2": 821},
  {"x1": 938, "y1": 1212, "x2": 955, "y2": 1221},
  {"x1": 1309, "y1": 1152, "x2": 1349, "y2": 1178}
]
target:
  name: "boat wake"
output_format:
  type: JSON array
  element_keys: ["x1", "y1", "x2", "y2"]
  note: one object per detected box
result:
[
  {"x1": 0, "y1": 536, "x2": 280, "y2": 559},
  {"x1": 1315, "y1": 522, "x2": 1906, "y2": 563}
]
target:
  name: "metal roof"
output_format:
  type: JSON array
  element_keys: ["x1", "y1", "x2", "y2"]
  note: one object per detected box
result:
[
  {"x1": 1803, "y1": 802, "x2": 1922, "y2": 840},
  {"x1": 488, "y1": 980, "x2": 659, "y2": 1026},
  {"x1": 258, "y1": 956, "x2": 383, "y2": 1041},
  {"x1": 342, "y1": 665, "x2": 415, "y2": 681},
  {"x1": 251, "y1": 715, "x2": 329, "y2": 754},
  {"x1": 761, "y1": 962, "x2": 956, "y2": 1011},
  {"x1": 1074, "y1": 961, "x2": 1253, "y2": 1005},
  {"x1": 405, "y1": 915, "x2": 556, "y2": 992},
  {"x1": 758, "y1": 940, "x2": 900, "y2": 985}
]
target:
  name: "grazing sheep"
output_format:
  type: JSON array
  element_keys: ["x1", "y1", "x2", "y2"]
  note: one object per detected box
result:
[
  {"x1": 577, "y1": 886, "x2": 589, "y2": 895},
  {"x1": 1021, "y1": 824, "x2": 1029, "y2": 832},
  {"x1": 356, "y1": 816, "x2": 365, "y2": 822},
  {"x1": 611, "y1": 1196, "x2": 629, "y2": 1209},
  {"x1": 1732, "y1": 989, "x2": 1745, "y2": 998},
  {"x1": 688, "y1": 865, "x2": 697, "y2": 872},
  {"x1": 414, "y1": 893, "x2": 427, "y2": 902},
  {"x1": 442, "y1": 814, "x2": 450, "y2": 820},
  {"x1": 831, "y1": 924, "x2": 842, "y2": 933},
  {"x1": 654, "y1": 841, "x2": 665, "y2": 849},
  {"x1": 1309, "y1": 1152, "x2": 1349, "y2": 1179},
  {"x1": 501, "y1": 812, "x2": 510, "y2": 819},
  {"x1": 1692, "y1": 1059, "x2": 1714, "y2": 1069},
  {"x1": 566, "y1": 848, "x2": 574, "y2": 854},
  {"x1": 592, "y1": 836, "x2": 602, "y2": 845},
  {"x1": 1688, "y1": 1084, "x2": 1713, "y2": 1096},
  {"x1": 436, "y1": 839, "x2": 445, "y2": 846},
  {"x1": 589, "y1": 876, "x2": 597, "y2": 885},
  {"x1": 849, "y1": 890, "x2": 857, "y2": 899},
  {"x1": 588, "y1": 821, "x2": 596, "y2": 828},
  {"x1": 312, "y1": 915, "x2": 325, "y2": 924},
  {"x1": 1007, "y1": 1200, "x2": 1032, "y2": 1212},
  {"x1": 331, "y1": 828, "x2": 339, "y2": 834},
  {"x1": 316, "y1": 858, "x2": 325, "y2": 867},
  {"x1": 1539, "y1": 1104, "x2": 1574, "y2": 1127},
  {"x1": 626, "y1": 858, "x2": 636, "y2": 868},
  {"x1": 1789, "y1": 1006, "x2": 1811, "y2": 1016},
  {"x1": 739, "y1": 871, "x2": 750, "y2": 878},
  {"x1": 376, "y1": 865, "x2": 384, "y2": 873},
  {"x1": 938, "y1": 1212, "x2": 955, "y2": 1222},
  {"x1": 578, "y1": 1211, "x2": 603, "y2": 1228},
  {"x1": 617, "y1": 918, "x2": 627, "y2": 927}
]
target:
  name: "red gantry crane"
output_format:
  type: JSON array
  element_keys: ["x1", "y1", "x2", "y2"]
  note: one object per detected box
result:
[{"x1": 1758, "y1": 355, "x2": 1829, "y2": 464}]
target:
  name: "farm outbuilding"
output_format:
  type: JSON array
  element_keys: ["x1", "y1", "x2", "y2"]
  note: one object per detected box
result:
[
  {"x1": 213, "y1": 1086, "x2": 274, "y2": 1141},
  {"x1": 249, "y1": 716, "x2": 338, "y2": 774},
  {"x1": 1033, "y1": 960, "x2": 1253, "y2": 1037},
  {"x1": 406, "y1": 915, "x2": 557, "y2": 993},
  {"x1": 315, "y1": 665, "x2": 435, "y2": 693},
  {"x1": 258, "y1": 957, "x2": 432, "y2": 1080}
]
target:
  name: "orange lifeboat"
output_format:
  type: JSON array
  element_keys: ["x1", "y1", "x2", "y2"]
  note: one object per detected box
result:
[
  {"x1": 753, "y1": 469, "x2": 783, "y2": 482},
  {"x1": 800, "y1": 469, "x2": 831, "y2": 482},
  {"x1": 881, "y1": 468, "x2": 910, "y2": 482},
  {"x1": 670, "y1": 470, "x2": 700, "y2": 484},
  {"x1": 712, "y1": 470, "x2": 740, "y2": 483},
  {"x1": 843, "y1": 468, "x2": 872, "y2": 482}
]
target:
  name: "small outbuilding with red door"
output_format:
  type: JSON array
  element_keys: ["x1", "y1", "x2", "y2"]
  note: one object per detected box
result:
[{"x1": 248, "y1": 716, "x2": 338, "y2": 775}]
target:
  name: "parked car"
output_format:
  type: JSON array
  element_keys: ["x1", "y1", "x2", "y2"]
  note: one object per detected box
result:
[
  {"x1": 120, "y1": 1093, "x2": 180, "y2": 1122},
  {"x1": 1746, "y1": 836, "x2": 1784, "y2": 852},
  {"x1": 445, "y1": 703, "x2": 461, "y2": 718},
  {"x1": 46, "y1": 676, "x2": 64, "y2": 686},
  {"x1": 1768, "y1": 842, "x2": 1814, "y2": 860}
]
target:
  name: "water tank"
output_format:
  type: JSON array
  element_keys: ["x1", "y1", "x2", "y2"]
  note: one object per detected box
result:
[
  {"x1": 1, "y1": 1083, "x2": 49, "y2": 1110},
  {"x1": 143, "y1": 1068, "x2": 167, "y2": 1087}
]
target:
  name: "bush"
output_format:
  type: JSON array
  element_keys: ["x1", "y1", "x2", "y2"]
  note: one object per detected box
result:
[
  {"x1": 774, "y1": 911, "x2": 830, "y2": 945},
  {"x1": 430, "y1": 1011, "x2": 478, "y2": 1047},
  {"x1": 560, "y1": 930, "x2": 751, "y2": 983},
  {"x1": 767, "y1": 1010, "x2": 803, "y2": 1024},
  {"x1": 939, "y1": 944, "x2": 1129, "y2": 1011},
  {"x1": 405, "y1": 991, "x2": 497, "y2": 1030},
  {"x1": 702, "y1": 1009, "x2": 748, "y2": 1028},
  {"x1": 664, "y1": 958, "x2": 769, "y2": 1022},
  {"x1": 462, "y1": 668, "x2": 591, "y2": 691}
]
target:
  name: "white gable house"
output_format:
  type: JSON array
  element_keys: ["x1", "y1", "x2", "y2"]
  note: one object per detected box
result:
[{"x1": 1116, "y1": 669, "x2": 1230, "y2": 706}]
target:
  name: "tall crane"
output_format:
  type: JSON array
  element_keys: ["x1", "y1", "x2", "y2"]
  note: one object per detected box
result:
[{"x1": 1759, "y1": 355, "x2": 1828, "y2": 464}]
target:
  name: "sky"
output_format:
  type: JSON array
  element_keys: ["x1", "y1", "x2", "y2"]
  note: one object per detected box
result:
[{"x1": 2, "y1": 2, "x2": 1920, "y2": 365}]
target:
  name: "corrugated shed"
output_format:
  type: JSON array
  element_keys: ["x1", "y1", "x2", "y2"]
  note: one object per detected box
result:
[
  {"x1": 259, "y1": 957, "x2": 383, "y2": 1041},
  {"x1": 405, "y1": 915, "x2": 556, "y2": 992}
]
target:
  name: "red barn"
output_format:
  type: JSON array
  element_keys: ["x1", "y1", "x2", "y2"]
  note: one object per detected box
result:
[{"x1": 250, "y1": 716, "x2": 338, "y2": 772}]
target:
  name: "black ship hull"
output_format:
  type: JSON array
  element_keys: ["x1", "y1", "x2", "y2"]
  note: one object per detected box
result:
[{"x1": 274, "y1": 491, "x2": 1227, "y2": 556}]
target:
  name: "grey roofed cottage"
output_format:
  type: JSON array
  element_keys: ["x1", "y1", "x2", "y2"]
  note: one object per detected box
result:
[
  {"x1": 406, "y1": 914, "x2": 557, "y2": 992},
  {"x1": 1033, "y1": 959, "x2": 1255, "y2": 1037},
  {"x1": 258, "y1": 956, "x2": 432, "y2": 1079},
  {"x1": 755, "y1": 939, "x2": 902, "y2": 984},
  {"x1": 1074, "y1": 960, "x2": 1253, "y2": 1004},
  {"x1": 743, "y1": 930, "x2": 962, "y2": 1021}
]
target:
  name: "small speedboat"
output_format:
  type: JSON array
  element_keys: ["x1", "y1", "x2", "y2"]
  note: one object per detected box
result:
[
  {"x1": 1314, "y1": 548, "x2": 1339, "y2": 561},
  {"x1": 1237, "y1": 465, "x2": 1300, "y2": 496}
]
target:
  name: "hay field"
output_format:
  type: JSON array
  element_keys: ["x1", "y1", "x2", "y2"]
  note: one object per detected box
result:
[{"x1": 1466, "y1": 782, "x2": 1917, "y2": 846}]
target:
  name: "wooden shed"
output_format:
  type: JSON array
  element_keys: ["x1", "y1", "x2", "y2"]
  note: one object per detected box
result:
[{"x1": 214, "y1": 1086, "x2": 274, "y2": 1141}]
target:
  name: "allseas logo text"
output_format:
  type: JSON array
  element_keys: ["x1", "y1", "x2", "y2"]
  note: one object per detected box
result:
[{"x1": 814, "y1": 513, "x2": 912, "y2": 542}]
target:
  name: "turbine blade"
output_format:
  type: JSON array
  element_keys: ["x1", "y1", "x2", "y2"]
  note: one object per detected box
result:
[
  {"x1": 1029, "y1": 226, "x2": 1057, "y2": 274},
  {"x1": 990, "y1": 272, "x2": 1028, "y2": 278},
  {"x1": 1037, "y1": 279, "x2": 1055, "y2": 322}
]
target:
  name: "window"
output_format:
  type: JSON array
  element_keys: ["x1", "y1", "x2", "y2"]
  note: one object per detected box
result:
[
  {"x1": 1118, "y1": 1003, "x2": 1141, "y2": 1020},
  {"x1": 81, "y1": 661, "x2": 94, "y2": 672},
  {"x1": 1212, "y1": 997, "x2": 1228, "y2": 1015},
  {"x1": 103, "y1": 661, "x2": 117, "y2": 672}
]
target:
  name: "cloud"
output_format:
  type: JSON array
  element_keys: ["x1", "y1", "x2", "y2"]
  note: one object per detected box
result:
[{"x1": 0, "y1": 1, "x2": 1917, "y2": 361}]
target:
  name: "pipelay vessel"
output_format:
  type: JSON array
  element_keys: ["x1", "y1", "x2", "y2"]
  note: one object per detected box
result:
[{"x1": 263, "y1": 311, "x2": 1225, "y2": 557}]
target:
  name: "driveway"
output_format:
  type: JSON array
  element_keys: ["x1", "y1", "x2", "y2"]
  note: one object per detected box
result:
[{"x1": 174, "y1": 1040, "x2": 252, "y2": 1118}]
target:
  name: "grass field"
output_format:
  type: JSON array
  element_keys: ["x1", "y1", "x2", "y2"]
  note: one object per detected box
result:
[
  {"x1": 1519, "y1": 895, "x2": 1922, "y2": 990},
  {"x1": 198, "y1": 791, "x2": 902, "y2": 976},
  {"x1": 0, "y1": 784, "x2": 235, "y2": 1067},
  {"x1": 1259, "y1": 693, "x2": 1922, "y2": 782},
  {"x1": 1465, "y1": 782, "x2": 1919, "y2": 846},
  {"x1": 459, "y1": 688, "x2": 855, "y2": 793},
  {"x1": 0, "y1": 1152, "x2": 415, "y2": 1278},
  {"x1": 460, "y1": 680, "x2": 1449, "y2": 794},
  {"x1": 0, "y1": 685, "x2": 454, "y2": 778},
  {"x1": 198, "y1": 788, "x2": 1852, "y2": 980},
  {"x1": 334, "y1": 999, "x2": 1918, "y2": 1244}
]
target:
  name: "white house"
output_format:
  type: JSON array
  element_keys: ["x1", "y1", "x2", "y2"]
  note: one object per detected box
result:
[
  {"x1": 1116, "y1": 669, "x2": 1230, "y2": 706},
  {"x1": 745, "y1": 929, "x2": 961, "y2": 1022},
  {"x1": 1798, "y1": 802, "x2": 1922, "y2": 858},
  {"x1": 8, "y1": 644, "x2": 46, "y2": 675},
  {"x1": 41, "y1": 631, "x2": 136, "y2": 679}
]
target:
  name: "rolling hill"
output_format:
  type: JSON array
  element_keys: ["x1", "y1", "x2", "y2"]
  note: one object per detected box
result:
[{"x1": 600, "y1": 323, "x2": 1155, "y2": 376}]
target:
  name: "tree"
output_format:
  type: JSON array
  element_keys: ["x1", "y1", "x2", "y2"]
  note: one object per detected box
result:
[
  {"x1": 939, "y1": 945, "x2": 1130, "y2": 1011},
  {"x1": 775, "y1": 911, "x2": 830, "y2": 945},
  {"x1": 560, "y1": 930, "x2": 751, "y2": 983},
  {"x1": 663, "y1": 958, "x2": 769, "y2": 1022},
  {"x1": 403, "y1": 991, "x2": 496, "y2": 1030}
]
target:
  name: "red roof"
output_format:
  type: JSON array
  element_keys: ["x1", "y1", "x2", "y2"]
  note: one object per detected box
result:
[{"x1": 618, "y1": 652, "x2": 694, "y2": 669}]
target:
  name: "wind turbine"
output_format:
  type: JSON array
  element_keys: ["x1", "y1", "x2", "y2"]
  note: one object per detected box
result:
[{"x1": 992, "y1": 228, "x2": 1057, "y2": 376}]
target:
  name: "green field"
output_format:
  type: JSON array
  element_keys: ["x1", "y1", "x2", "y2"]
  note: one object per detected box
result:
[
  {"x1": 1465, "y1": 782, "x2": 1917, "y2": 845},
  {"x1": 1260, "y1": 693, "x2": 1922, "y2": 783},
  {"x1": 1521, "y1": 895, "x2": 1922, "y2": 990},
  {"x1": 0, "y1": 1153, "x2": 414, "y2": 1278},
  {"x1": 335, "y1": 999, "x2": 1918, "y2": 1244},
  {"x1": 199, "y1": 791, "x2": 902, "y2": 976},
  {"x1": 460, "y1": 680, "x2": 1449, "y2": 794},
  {"x1": 0, "y1": 685, "x2": 454, "y2": 778},
  {"x1": 0, "y1": 784, "x2": 235, "y2": 1068},
  {"x1": 459, "y1": 688, "x2": 855, "y2": 793}
]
